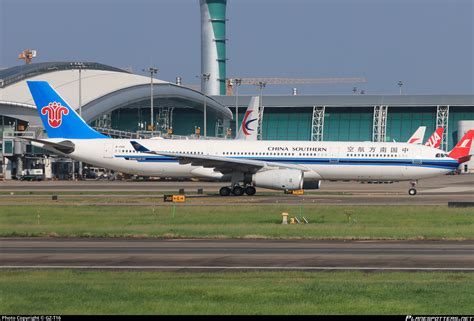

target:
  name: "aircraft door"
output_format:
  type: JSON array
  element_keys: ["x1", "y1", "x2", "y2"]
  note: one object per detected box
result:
[
  {"x1": 329, "y1": 147, "x2": 339, "y2": 164},
  {"x1": 103, "y1": 142, "x2": 114, "y2": 158}
]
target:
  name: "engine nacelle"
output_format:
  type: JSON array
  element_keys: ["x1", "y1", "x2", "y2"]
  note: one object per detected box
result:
[
  {"x1": 252, "y1": 169, "x2": 303, "y2": 190},
  {"x1": 303, "y1": 180, "x2": 321, "y2": 189}
]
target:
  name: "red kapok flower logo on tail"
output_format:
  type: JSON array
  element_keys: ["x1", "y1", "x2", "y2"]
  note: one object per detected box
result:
[{"x1": 41, "y1": 102, "x2": 69, "y2": 128}]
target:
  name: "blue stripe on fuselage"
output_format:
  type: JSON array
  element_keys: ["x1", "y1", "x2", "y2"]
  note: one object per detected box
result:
[{"x1": 115, "y1": 155, "x2": 458, "y2": 170}]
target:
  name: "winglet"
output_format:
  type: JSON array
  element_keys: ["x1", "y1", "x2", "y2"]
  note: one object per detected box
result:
[{"x1": 130, "y1": 141, "x2": 150, "y2": 153}]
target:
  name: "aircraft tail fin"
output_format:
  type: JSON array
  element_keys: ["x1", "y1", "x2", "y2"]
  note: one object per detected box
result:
[
  {"x1": 424, "y1": 127, "x2": 444, "y2": 148},
  {"x1": 27, "y1": 81, "x2": 107, "y2": 139},
  {"x1": 448, "y1": 130, "x2": 474, "y2": 163},
  {"x1": 407, "y1": 126, "x2": 426, "y2": 144},
  {"x1": 236, "y1": 96, "x2": 260, "y2": 141}
]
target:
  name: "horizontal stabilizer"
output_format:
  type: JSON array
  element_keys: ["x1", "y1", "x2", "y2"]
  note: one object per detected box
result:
[
  {"x1": 20, "y1": 137, "x2": 75, "y2": 154},
  {"x1": 457, "y1": 155, "x2": 472, "y2": 164}
]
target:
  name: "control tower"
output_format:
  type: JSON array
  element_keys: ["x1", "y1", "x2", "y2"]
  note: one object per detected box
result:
[{"x1": 200, "y1": 0, "x2": 227, "y2": 95}]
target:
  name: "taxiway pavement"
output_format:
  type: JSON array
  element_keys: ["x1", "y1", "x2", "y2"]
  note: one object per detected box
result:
[{"x1": 1, "y1": 238, "x2": 473, "y2": 271}]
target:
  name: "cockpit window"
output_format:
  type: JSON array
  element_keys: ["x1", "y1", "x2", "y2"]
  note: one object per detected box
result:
[{"x1": 436, "y1": 153, "x2": 449, "y2": 158}]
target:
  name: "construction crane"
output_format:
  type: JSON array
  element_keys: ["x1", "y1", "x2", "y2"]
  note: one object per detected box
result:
[
  {"x1": 18, "y1": 49, "x2": 37, "y2": 64},
  {"x1": 226, "y1": 77, "x2": 367, "y2": 95}
]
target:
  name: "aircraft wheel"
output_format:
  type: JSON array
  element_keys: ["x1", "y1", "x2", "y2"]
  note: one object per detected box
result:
[
  {"x1": 219, "y1": 186, "x2": 231, "y2": 196},
  {"x1": 244, "y1": 186, "x2": 256, "y2": 196},
  {"x1": 408, "y1": 188, "x2": 417, "y2": 196},
  {"x1": 232, "y1": 186, "x2": 244, "y2": 196}
]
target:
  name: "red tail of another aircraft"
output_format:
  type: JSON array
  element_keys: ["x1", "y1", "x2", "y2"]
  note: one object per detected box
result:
[
  {"x1": 449, "y1": 130, "x2": 474, "y2": 163},
  {"x1": 424, "y1": 128, "x2": 444, "y2": 149}
]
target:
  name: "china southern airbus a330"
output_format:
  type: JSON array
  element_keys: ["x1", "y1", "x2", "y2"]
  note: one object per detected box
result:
[{"x1": 26, "y1": 81, "x2": 473, "y2": 196}]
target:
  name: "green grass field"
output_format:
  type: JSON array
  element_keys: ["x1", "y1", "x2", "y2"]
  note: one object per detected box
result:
[
  {"x1": 1, "y1": 205, "x2": 473, "y2": 240},
  {"x1": 1, "y1": 270, "x2": 472, "y2": 314}
]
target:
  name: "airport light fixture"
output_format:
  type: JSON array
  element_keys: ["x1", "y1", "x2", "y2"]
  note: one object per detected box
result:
[
  {"x1": 257, "y1": 81, "x2": 266, "y2": 140},
  {"x1": 234, "y1": 78, "x2": 242, "y2": 135},
  {"x1": 197, "y1": 73, "x2": 211, "y2": 137},
  {"x1": 70, "y1": 62, "x2": 87, "y2": 180},
  {"x1": 143, "y1": 67, "x2": 159, "y2": 131},
  {"x1": 257, "y1": 81, "x2": 266, "y2": 103},
  {"x1": 69, "y1": 62, "x2": 87, "y2": 116}
]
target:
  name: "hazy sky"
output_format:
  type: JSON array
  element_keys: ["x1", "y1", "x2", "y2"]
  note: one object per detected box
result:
[{"x1": 1, "y1": 0, "x2": 473, "y2": 95}]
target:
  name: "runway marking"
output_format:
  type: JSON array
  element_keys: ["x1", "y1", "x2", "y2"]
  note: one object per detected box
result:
[{"x1": 2, "y1": 265, "x2": 474, "y2": 271}]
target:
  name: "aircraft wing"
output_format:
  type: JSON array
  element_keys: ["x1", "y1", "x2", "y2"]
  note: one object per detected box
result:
[{"x1": 130, "y1": 141, "x2": 309, "y2": 174}]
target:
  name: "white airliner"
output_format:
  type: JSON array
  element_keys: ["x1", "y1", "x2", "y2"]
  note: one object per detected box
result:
[{"x1": 25, "y1": 81, "x2": 472, "y2": 196}]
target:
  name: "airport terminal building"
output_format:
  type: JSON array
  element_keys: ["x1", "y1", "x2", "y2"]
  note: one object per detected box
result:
[{"x1": 1, "y1": 61, "x2": 474, "y2": 179}]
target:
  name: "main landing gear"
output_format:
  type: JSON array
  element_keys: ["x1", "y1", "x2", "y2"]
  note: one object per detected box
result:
[
  {"x1": 408, "y1": 181, "x2": 417, "y2": 196},
  {"x1": 219, "y1": 185, "x2": 256, "y2": 196}
]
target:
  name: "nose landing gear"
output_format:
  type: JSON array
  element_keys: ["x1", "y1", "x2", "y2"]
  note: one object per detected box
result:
[{"x1": 408, "y1": 181, "x2": 417, "y2": 196}]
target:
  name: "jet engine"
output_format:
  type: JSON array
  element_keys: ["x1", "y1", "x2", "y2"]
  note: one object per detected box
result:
[
  {"x1": 302, "y1": 180, "x2": 321, "y2": 189},
  {"x1": 252, "y1": 169, "x2": 303, "y2": 190}
]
